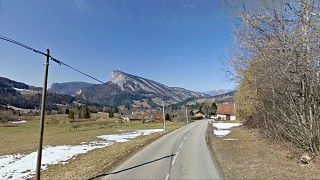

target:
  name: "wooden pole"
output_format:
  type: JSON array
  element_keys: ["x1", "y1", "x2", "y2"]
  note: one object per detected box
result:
[
  {"x1": 162, "y1": 101, "x2": 165, "y2": 132},
  {"x1": 36, "y1": 49, "x2": 50, "y2": 180}
]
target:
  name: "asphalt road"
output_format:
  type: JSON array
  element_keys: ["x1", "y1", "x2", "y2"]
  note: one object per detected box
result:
[{"x1": 103, "y1": 120, "x2": 221, "y2": 180}]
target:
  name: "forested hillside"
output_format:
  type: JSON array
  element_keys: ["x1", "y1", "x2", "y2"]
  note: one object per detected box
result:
[{"x1": 0, "y1": 77, "x2": 75, "y2": 110}]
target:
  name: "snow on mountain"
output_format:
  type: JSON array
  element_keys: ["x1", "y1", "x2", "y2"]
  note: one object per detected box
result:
[
  {"x1": 205, "y1": 89, "x2": 233, "y2": 97},
  {"x1": 49, "y1": 82, "x2": 95, "y2": 96},
  {"x1": 110, "y1": 70, "x2": 207, "y2": 101},
  {"x1": 49, "y1": 70, "x2": 208, "y2": 107}
]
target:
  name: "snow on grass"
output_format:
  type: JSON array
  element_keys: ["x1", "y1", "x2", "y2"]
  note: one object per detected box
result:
[
  {"x1": 214, "y1": 130, "x2": 231, "y2": 136},
  {"x1": 9, "y1": 120, "x2": 27, "y2": 124},
  {"x1": 0, "y1": 129, "x2": 163, "y2": 179},
  {"x1": 212, "y1": 122, "x2": 242, "y2": 137},
  {"x1": 13, "y1": 88, "x2": 28, "y2": 91},
  {"x1": 98, "y1": 129, "x2": 163, "y2": 143},
  {"x1": 213, "y1": 123, "x2": 242, "y2": 130}
]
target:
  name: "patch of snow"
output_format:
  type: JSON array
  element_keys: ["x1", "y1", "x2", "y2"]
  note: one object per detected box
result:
[
  {"x1": 0, "y1": 129, "x2": 163, "y2": 179},
  {"x1": 6, "y1": 106, "x2": 22, "y2": 111},
  {"x1": 98, "y1": 129, "x2": 163, "y2": 143},
  {"x1": 212, "y1": 122, "x2": 242, "y2": 137},
  {"x1": 191, "y1": 92, "x2": 198, "y2": 96},
  {"x1": 212, "y1": 123, "x2": 242, "y2": 130},
  {"x1": 135, "y1": 78, "x2": 157, "y2": 94},
  {"x1": 127, "y1": 84, "x2": 135, "y2": 91},
  {"x1": 214, "y1": 130, "x2": 231, "y2": 137},
  {"x1": 9, "y1": 120, "x2": 27, "y2": 124},
  {"x1": 13, "y1": 88, "x2": 28, "y2": 91},
  {"x1": 76, "y1": 89, "x2": 82, "y2": 95}
]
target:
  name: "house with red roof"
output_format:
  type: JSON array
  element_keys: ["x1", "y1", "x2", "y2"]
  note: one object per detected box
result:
[{"x1": 216, "y1": 103, "x2": 236, "y2": 121}]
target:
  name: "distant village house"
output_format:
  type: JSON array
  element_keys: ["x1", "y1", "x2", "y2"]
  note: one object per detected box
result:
[
  {"x1": 126, "y1": 111, "x2": 163, "y2": 122},
  {"x1": 191, "y1": 109, "x2": 204, "y2": 119}
]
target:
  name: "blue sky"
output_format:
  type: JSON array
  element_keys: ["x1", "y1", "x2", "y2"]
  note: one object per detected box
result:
[{"x1": 0, "y1": 0, "x2": 234, "y2": 92}]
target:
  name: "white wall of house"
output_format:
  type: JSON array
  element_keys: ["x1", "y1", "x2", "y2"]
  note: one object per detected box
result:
[
  {"x1": 210, "y1": 115, "x2": 217, "y2": 119},
  {"x1": 195, "y1": 113, "x2": 204, "y2": 118},
  {"x1": 216, "y1": 114, "x2": 226, "y2": 119},
  {"x1": 216, "y1": 114, "x2": 236, "y2": 121}
]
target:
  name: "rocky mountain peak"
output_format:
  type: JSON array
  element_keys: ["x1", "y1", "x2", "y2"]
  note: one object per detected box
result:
[
  {"x1": 112, "y1": 70, "x2": 126, "y2": 79},
  {"x1": 49, "y1": 70, "x2": 208, "y2": 107},
  {"x1": 111, "y1": 70, "x2": 131, "y2": 91}
]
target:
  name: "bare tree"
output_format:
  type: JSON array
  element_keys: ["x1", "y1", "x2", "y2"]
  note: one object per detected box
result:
[
  {"x1": 231, "y1": 0, "x2": 320, "y2": 155},
  {"x1": 0, "y1": 110, "x2": 13, "y2": 127}
]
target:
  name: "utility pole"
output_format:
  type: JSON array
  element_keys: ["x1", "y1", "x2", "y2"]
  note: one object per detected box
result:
[
  {"x1": 186, "y1": 107, "x2": 188, "y2": 124},
  {"x1": 36, "y1": 49, "x2": 50, "y2": 180},
  {"x1": 162, "y1": 101, "x2": 165, "y2": 132}
]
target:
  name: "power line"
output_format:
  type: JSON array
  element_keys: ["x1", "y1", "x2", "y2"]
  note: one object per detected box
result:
[
  {"x1": 0, "y1": 35, "x2": 46, "y2": 56},
  {"x1": 0, "y1": 34, "x2": 120, "y2": 180},
  {"x1": 50, "y1": 57, "x2": 105, "y2": 84},
  {"x1": 51, "y1": 57, "x2": 120, "y2": 90},
  {"x1": 0, "y1": 34, "x2": 120, "y2": 90}
]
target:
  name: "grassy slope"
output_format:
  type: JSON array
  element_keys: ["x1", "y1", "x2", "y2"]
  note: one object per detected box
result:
[{"x1": 206, "y1": 123, "x2": 320, "y2": 179}]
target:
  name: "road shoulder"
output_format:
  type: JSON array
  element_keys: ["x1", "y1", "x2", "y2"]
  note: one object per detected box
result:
[{"x1": 206, "y1": 122, "x2": 320, "y2": 179}]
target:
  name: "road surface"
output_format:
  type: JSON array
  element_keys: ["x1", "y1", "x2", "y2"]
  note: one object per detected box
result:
[{"x1": 102, "y1": 120, "x2": 221, "y2": 180}]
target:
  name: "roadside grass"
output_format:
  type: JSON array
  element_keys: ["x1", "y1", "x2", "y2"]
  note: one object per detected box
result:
[
  {"x1": 0, "y1": 114, "x2": 181, "y2": 156},
  {"x1": 40, "y1": 126, "x2": 179, "y2": 180},
  {"x1": 206, "y1": 123, "x2": 320, "y2": 179}
]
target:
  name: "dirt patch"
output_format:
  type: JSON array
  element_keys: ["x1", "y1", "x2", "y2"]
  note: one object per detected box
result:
[{"x1": 206, "y1": 123, "x2": 320, "y2": 179}]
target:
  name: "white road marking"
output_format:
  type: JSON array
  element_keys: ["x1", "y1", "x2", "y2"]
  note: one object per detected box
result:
[
  {"x1": 165, "y1": 174, "x2": 170, "y2": 180},
  {"x1": 179, "y1": 141, "x2": 184, "y2": 149},
  {"x1": 172, "y1": 152, "x2": 179, "y2": 165}
]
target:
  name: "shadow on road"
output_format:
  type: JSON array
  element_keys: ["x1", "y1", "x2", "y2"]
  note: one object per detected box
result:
[{"x1": 89, "y1": 154, "x2": 175, "y2": 180}]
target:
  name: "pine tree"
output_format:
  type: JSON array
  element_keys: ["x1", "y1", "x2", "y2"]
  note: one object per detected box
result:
[
  {"x1": 165, "y1": 113, "x2": 171, "y2": 121},
  {"x1": 211, "y1": 102, "x2": 217, "y2": 115},
  {"x1": 79, "y1": 106, "x2": 90, "y2": 119},
  {"x1": 68, "y1": 110, "x2": 75, "y2": 119},
  {"x1": 109, "y1": 111, "x2": 114, "y2": 118}
]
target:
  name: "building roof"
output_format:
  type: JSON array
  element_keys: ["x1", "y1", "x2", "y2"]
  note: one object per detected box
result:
[
  {"x1": 217, "y1": 104, "x2": 235, "y2": 115},
  {"x1": 129, "y1": 111, "x2": 163, "y2": 121}
]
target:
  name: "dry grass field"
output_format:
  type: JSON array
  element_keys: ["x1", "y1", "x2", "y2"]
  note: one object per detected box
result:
[
  {"x1": 0, "y1": 113, "x2": 181, "y2": 156},
  {"x1": 1, "y1": 113, "x2": 182, "y2": 179}
]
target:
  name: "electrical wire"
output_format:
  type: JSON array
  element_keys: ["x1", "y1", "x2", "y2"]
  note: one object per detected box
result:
[
  {"x1": 0, "y1": 35, "x2": 46, "y2": 55},
  {"x1": 50, "y1": 57, "x2": 109, "y2": 85},
  {"x1": 0, "y1": 34, "x2": 120, "y2": 90}
]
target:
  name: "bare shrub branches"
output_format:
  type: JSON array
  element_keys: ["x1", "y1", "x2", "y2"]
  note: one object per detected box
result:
[{"x1": 231, "y1": 0, "x2": 320, "y2": 155}]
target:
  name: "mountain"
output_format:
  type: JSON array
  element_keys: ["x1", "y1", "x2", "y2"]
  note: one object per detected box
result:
[
  {"x1": 170, "y1": 90, "x2": 236, "y2": 110},
  {"x1": 63, "y1": 70, "x2": 209, "y2": 108},
  {"x1": 205, "y1": 89, "x2": 233, "y2": 96},
  {"x1": 49, "y1": 82, "x2": 95, "y2": 96},
  {"x1": 0, "y1": 77, "x2": 75, "y2": 110},
  {"x1": 110, "y1": 70, "x2": 207, "y2": 101},
  {"x1": 209, "y1": 90, "x2": 236, "y2": 103},
  {"x1": 0, "y1": 77, "x2": 29, "y2": 90}
]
